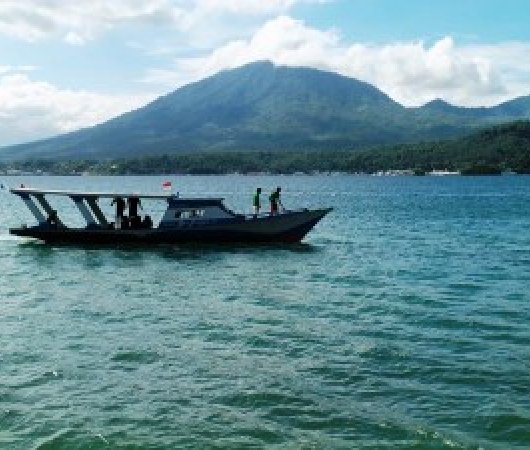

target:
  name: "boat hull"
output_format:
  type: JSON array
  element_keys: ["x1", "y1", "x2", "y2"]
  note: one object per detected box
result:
[{"x1": 10, "y1": 208, "x2": 331, "y2": 245}]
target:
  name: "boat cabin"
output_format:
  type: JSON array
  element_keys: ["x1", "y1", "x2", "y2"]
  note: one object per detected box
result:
[{"x1": 159, "y1": 197, "x2": 243, "y2": 228}]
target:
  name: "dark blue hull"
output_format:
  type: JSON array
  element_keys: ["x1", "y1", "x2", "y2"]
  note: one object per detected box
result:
[{"x1": 10, "y1": 209, "x2": 331, "y2": 245}]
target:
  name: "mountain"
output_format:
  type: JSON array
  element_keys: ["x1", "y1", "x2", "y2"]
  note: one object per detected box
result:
[
  {"x1": 417, "y1": 99, "x2": 492, "y2": 118},
  {"x1": 417, "y1": 96, "x2": 530, "y2": 119},
  {"x1": 360, "y1": 119, "x2": 530, "y2": 173},
  {"x1": 1, "y1": 61, "x2": 530, "y2": 161},
  {"x1": 5, "y1": 120, "x2": 530, "y2": 175},
  {"x1": 491, "y1": 96, "x2": 530, "y2": 117}
]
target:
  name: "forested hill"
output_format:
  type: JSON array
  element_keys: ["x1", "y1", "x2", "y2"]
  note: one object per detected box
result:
[
  {"x1": 349, "y1": 120, "x2": 530, "y2": 173},
  {"x1": 5, "y1": 121, "x2": 530, "y2": 175},
  {"x1": 1, "y1": 61, "x2": 530, "y2": 161}
]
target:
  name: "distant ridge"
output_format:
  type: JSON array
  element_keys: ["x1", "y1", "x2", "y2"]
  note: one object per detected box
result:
[
  {"x1": 3, "y1": 120, "x2": 530, "y2": 175},
  {"x1": 418, "y1": 96, "x2": 530, "y2": 118},
  {"x1": 1, "y1": 61, "x2": 530, "y2": 161}
]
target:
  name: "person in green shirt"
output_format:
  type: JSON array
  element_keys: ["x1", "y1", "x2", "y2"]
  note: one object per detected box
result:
[
  {"x1": 253, "y1": 187, "x2": 262, "y2": 216},
  {"x1": 269, "y1": 187, "x2": 282, "y2": 215}
]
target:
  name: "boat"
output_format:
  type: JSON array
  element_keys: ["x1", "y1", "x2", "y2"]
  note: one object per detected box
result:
[
  {"x1": 427, "y1": 169, "x2": 461, "y2": 176},
  {"x1": 8, "y1": 187, "x2": 331, "y2": 244}
]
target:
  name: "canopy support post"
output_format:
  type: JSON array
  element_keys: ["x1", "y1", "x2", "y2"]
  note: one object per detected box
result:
[
  {"x1": 18, "y1": 193, "x2": 47, "y2": 225},
  {"x1": 85, "y1": 197, "x2": 109, "y2": 227},
  {"x1": 71, "y1": 196, "x2": 97, "y2": 226},
  {"x1": 34, "y1": 194, "x2": 64, "y2": 226}
]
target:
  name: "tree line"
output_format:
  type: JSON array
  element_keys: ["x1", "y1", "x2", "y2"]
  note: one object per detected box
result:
[{"x1": 2, "y1": 121, "x2": 530, "y2": 175}]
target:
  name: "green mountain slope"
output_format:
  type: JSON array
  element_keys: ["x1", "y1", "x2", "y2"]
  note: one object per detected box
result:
[
  {"x1": 417, "y1": 96, "x2": 530, "y2": 119},
  {"x1": 348, "y1": 120, "x2": 530, "y2": 173},
  {"x1": 1, "y1": 61, "x2": 530, "y2": 161}
]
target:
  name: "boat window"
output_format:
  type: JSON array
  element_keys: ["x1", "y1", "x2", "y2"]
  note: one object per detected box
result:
[{"x1": 175, "y1": 209, "x2": 205, "y2": 219}]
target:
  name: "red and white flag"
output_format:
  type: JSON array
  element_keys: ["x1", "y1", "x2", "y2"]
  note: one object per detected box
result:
[{"x1": 162, "y1": 180, "x2": 172, "y2": 191}]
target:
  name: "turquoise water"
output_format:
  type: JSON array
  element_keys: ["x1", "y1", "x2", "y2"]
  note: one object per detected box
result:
[{"x1": 0, "y1": 175, "x2": 529, "y2": 449}]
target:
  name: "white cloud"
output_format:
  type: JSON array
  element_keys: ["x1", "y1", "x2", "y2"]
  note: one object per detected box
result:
[
  {"x1": 189, "y1": 0, "x2": 326, "y2": 17},
  {"x1": 458, "y1": 41, "x2": 530, "y2": 101},
  {"x1": 0, "y1": 73, "x2": 153, "y2": 146},
  {"x1": 141, "y1": 15, "x2": 530, "y2": 107},
  {"x1": 0, "y1": 0, "x2": 185, "y2": 44},
  {"x1": 141, "y1": 16, "x2": 339, "y2": 84},
  {"x1": 341, "y1": 36, "x2": 509, "y2": 106},
  {"x1": 64, "y1": 32, "x2": 86, "y2": 46},
  {"x1": 0, "y1": 0, "x2": 318, "y2": 45},
  {"x1": 0, "y1": 65, "x2": 37, "y2": 75}
]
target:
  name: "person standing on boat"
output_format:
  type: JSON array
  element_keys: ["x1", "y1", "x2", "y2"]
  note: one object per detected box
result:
[
  {"x1": 253, "y1": 188, "x2": 262, "y2": 216},
  {"x1": 269, "y1": 187, "x2": 282, "y2": 215},
  {"x1": 46, "y1": 209, "x2": 59, "y2": 228},
  {"x1": 127, "y1": 196, "x2": 142, "y2": 228},
  {"x1": 111, "y1": 196, "x2": 126, "y2": 229}
]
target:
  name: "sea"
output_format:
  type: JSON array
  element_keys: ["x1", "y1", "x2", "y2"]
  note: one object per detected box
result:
[{"x1": 0, "y1": 175, "x2": 529, "y2": 449}]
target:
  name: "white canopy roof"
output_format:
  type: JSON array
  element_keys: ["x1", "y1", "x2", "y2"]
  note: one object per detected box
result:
[
  {"x1": 10, "y1": 187, "x2": 175, "y2": 199},
  {"x1": 10, "y1": 187, "x2": 224, "y2": 202}
]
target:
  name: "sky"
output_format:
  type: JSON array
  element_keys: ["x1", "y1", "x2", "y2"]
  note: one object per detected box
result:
[{"x1": 1, "y1": 0, "x2": 530, "y2": 146}]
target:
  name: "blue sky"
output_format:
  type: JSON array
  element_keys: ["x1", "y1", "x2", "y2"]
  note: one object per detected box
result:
[
  {"x1": 1, "y1": 0, "x2": 530, "y2": 147},
  {"x1": 296, "y1": 0, "x2": 530, "y2": 43}
]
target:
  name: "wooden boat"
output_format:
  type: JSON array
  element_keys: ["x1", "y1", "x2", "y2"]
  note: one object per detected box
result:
[{"x1": 9, "y1": 187, "x2": 331, "y2": 244}]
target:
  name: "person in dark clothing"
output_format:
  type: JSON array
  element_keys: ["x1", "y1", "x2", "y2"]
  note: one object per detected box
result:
[
  {"x1": 46, "y1": 209, "x2": 59, "y2": 228},
  {"x1": 269, "y1": 187, "x2": 282, "y2": 215},
  {"x1": 142, "y1": 215, "x2": 153, "y2": 229},
  {"x1": 252, "y1": 187, "x2": 262, "y2": 216},
  {"x1": 127, "y1": 197, "x2": 142, "y2": 217},
  {"x1": 127, "y1": 197, "x2": 142, "y2": 228},
  {"x1": 111, "y1": 197, "x2": 126, "y2": 229}
]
